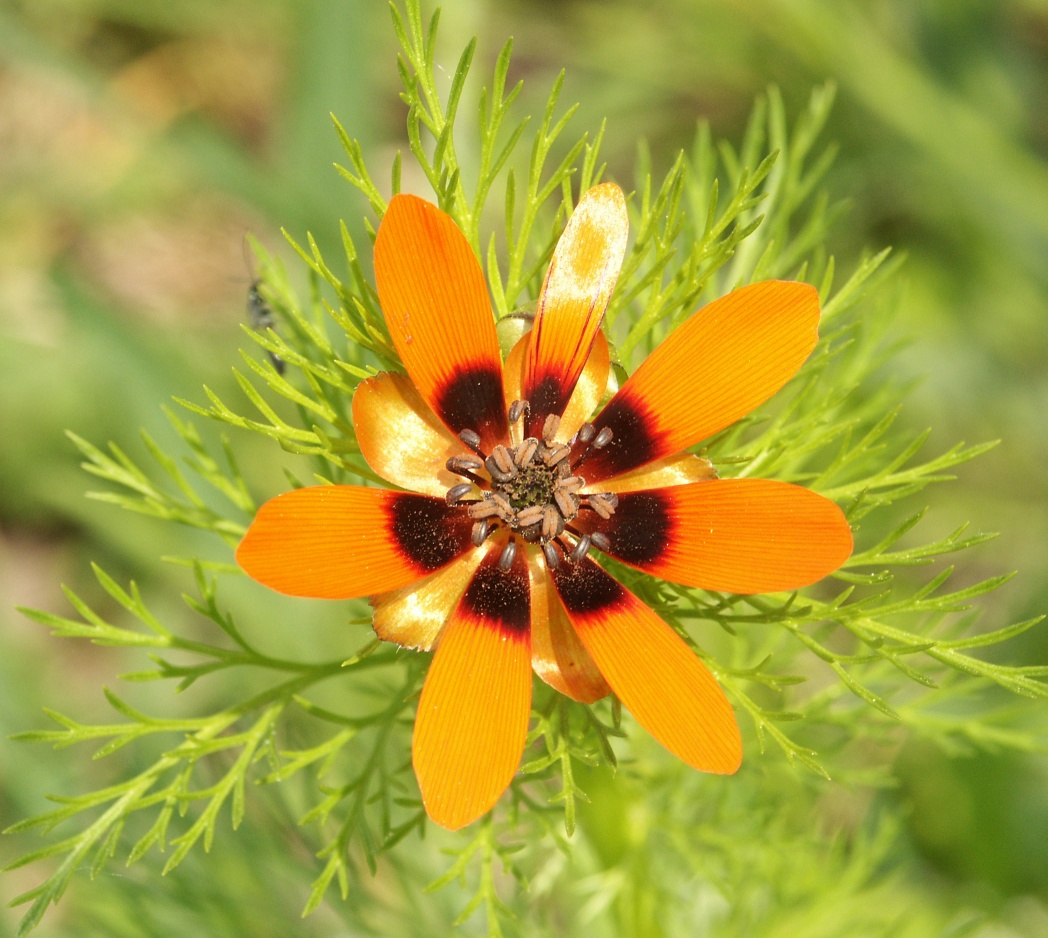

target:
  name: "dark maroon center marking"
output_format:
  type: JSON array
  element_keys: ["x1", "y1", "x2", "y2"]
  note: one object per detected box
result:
[
  {"x1": 388, "y1": 494, "x2": 472, "y2": 571},
  {"x1": 600, "y1": 491, "x2": 673, "y2": 566},
  {"x1": 435, "y1": 365, "x2": 509, "y2": 443},
  {"x1": 580, "y1": 393, "x2": 663, "y2": 481},
  {"x1": 549, "y1": 556, "x2": 626, "y2": 615},
  {"x1": 459, "y1": 554, "x2": 530, "y2": 635},
  {"x1": 524, "y1": 374, "x2": 566, "y2": 437}
]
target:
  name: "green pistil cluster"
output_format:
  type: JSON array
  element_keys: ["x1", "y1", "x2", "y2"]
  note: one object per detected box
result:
[{"x1": 502, "y1": 465, "x2": 558, "y2": 512}]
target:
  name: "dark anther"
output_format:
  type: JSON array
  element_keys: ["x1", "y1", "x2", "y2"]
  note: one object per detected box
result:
[
  {"x1": 445, "y1": 482, "x2": 473, "y2": 505},
  {"x1": 458, "y1": 429, "x2": 484, "y2": 455},
  {"x1": 471, "y1": 519, "x2": 491, "y2": 547},
  {"x1": 571, "y1": 423, "x2": 613, "y2": 472},
  {"x1": 542, "y1": 541, "x2": 560, "y2": 570},
  {"x1": 486, "y1": 454, "x2": 516, "y2": 483},
  {"x1": 509, "y1": 399, "x2": 530, "y2": 424},
  {"x1": 447, "y1": 454, "x2": 482, "y2": 472},
  {"x1": 490, "y1": 444, "x2": 515, "y2": 476},
  {"x1": 498, "y1": 539, "x2": 517, "y2": 571},
  {"x1": 569, "y1": 535, "x2": 591, "y2": 564},
  {"x1": 446, "y1": 456, "x2": 486, "y2": 486},
  {"x1": 590, "y1": 531, "x2": 612, "y2": 552}
]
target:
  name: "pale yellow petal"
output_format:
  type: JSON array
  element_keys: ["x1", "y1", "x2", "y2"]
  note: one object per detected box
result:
[
  {"x1": 587, "y1": 453, "x2": 717, "y2": 495},
  {"x1": 369, "y1": 543, "x2": 491, "y2": 650},
  {"x1": 352, "y1": 371, "x2": 463, "y2": 497},
  {"x1": 528, "y1": 546, "x2": 610, "y2": 703}
]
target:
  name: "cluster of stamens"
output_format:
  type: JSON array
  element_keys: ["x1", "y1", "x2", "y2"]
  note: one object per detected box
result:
[{"x1": 444, "y1": 402, "x2": 619, "y2": 571}]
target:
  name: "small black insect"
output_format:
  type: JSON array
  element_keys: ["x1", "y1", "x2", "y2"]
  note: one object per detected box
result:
[{"x1": 247, "y1": 280, "x2": 285, "y2": 375}]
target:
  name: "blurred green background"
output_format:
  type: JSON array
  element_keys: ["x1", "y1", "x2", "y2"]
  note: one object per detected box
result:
[{"x1": 2, "y1": 0, "x2": 1047, "y2": 934}]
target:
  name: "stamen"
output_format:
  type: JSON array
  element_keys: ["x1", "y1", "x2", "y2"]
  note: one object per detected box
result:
[
  {"x1": 508, "y1": 399, "x2": 530, "y2": 424},
  {"x1": 587, "y1": 492, "x2": 618, "y2": 520},
  {"x1": 560, "y1": 476, "x2": 584, "y2": 494},
  {"x1": 576, "y1": 422, "x2": 596, "y2": 444},
  {"x1": 446, "y1": 454, "x2": 483, "y2": 474},
  {"x1": 490, "y1": 493, "x2": 515, "y2": 523},
  {"x1": 485, "y1": 453, "x2": 517, "y2": 484},
  {"x1": 514, "y1": 437, "x2": 539, "y2": 468},
  {"x1": 468, "y1": 498, "x2": 501, "y2": 521},
  {"x1": 571, "y1": 426, "x2": 614, "y2": 472},
  {"x1": 543, "y1": 442, "x2": 571, "y2": 467},
  {"x1": 541, "y1": 413, "x2": 561, "y2": 442},
  {"x1": 569, "y1": 535, "x2": 591, "y2": 564},
  {"x1": 542, "y1": 541, "x2": 560, "y2": 570},
  {"x1": 471, "y1": 519, "x2": 491, "y2": 547},
  {"x1": 553, "y1": 489, "x2": 578, "y2": 519},
  {"x1": 590, "y1": 531, "x2": 611, "y2": 552},
  {"x1": 491, "y1": 444, "x2": 515, "y2": 476},
  {"x1": 447, "y1": 451, "x2": 487, "y2": 486},
  {"x1": 445, "y1": 482, "x2": 473, "y2": 505},
  {"x1": 541, "y1": 506, "x2": 565, "y2": 539},
  {"x1": 498, "y1": 539, "x2": 517, "y2": 571},
  {"x1": 458, "y1": 429, "x2": 484, "y2": 455},
  {"x1": 515, "y1": 505, "x2": 545, "y2": 527}
]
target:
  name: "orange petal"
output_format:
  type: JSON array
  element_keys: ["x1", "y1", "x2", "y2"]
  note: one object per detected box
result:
[
  {"x1": 522, "y1": 183, "x2": 628, "y2": 438},
  {"x1": 374, "y1": 195, "x2": 509, "y2": 450},
  {"x1": 370, "y1": 542, "x2": 491, "y2": 650},
  {"x1": 591, "y1": 452, "x2": 716, "y2": 495},
  {"x1": 504, "y1": 328, "x2": 611, "y2": 444},
  {"x1": 527, "y1": 546, "x2": 610, "y2": 703},
  {"x1": 549, "y1": 555, "x2": 740, "y2": 774},
  {"x1": 413, "y1": 545, "x2": 533, "y2": 830},
  {"x1": 236, "y1": 487, "x2": 472, "y2": 599},
  {"x1": 352, "y1": 371, "x2": 463, "y2": 497},
  {"x1": 580, "y1": 281, "x2": 820, "y2": 483},
  {"x1": 574, "y1": 479, "x2": 853, "y2": 594}
]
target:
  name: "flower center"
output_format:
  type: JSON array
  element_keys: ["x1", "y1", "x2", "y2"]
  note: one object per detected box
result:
[
  {"x1": 502, "y1": 465, "x2": 557, "y2": 511},
  {"x1": 444, "y1": 403, "x2": 618, "y2": 569}
]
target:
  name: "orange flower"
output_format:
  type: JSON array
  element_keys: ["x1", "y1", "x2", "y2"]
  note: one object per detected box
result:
[{"x1": 236, "y1": 184, "x2": 853, "y2": 830}]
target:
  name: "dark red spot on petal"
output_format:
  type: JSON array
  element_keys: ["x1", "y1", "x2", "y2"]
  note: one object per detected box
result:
[
  {"x1": 435, "y1": 365, "x2": 509, "y2": 445},
  {"x1": 579, "y1": 392, "x2": 663, "y2": 481},
  {"x1": 459, "y1": 549, "x2": 531, "y2": 635},
  {"x1": 388, "y1": 494, "x2": 473, "y2": 571},
  {"x1": 577, "y1": 490, "x2": 673, "y2": 565},
  {"x1": 525, "y1": 374, "x2": 567, "y2": 437},
  {"x1": 549, "y1": 555, "x2": 626, "y2": 615}
]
